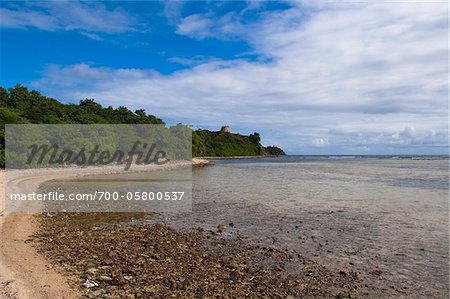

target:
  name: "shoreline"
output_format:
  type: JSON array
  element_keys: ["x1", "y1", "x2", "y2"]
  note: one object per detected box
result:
[
  {"x1": 0, "y1": 158, "x2": 361, "y2": 298},
  {"x1": 0, "y1": 169, "x2": 82, "y2": 299},
  {"x1": 198, "y1": 155, "x2": 276, "y2": 160},
  {"x1": 0, "y1": 159, "x2": 210, "y2": 298}
]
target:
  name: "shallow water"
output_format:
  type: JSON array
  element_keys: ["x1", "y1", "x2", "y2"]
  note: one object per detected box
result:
[{"x1": 148, "y1": 156, "x2": 449, "y2": 298}]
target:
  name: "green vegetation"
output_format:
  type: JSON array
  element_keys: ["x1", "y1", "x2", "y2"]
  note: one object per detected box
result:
[
  {"x1": 0, "y1": 84, "x2": 285, "y2": 167},
  {"x1": 265, "y1": 146, "x2": 286, "y2": 156},
  {"x1": 193, "y1": 130, "x2": 265, "y2": 157},
  {"x1": 0, "y1": 84, "x2": 164, "y2": 125}
]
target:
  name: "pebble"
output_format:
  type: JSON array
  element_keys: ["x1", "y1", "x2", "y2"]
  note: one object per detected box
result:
[
  {"x1": 87, "y1": 288, "x2": 106, "y2": 298},
  {"x1": 86, "y1": 268, "x2": 98, "y2": 275},
  {"x1": 217, "y1": 225, "x2": 227, "y2": 233},
  {"x1": 98, "y1": 276, "x2": 113, "y2": 282},
  {"x1": 83, "y1": 279, "x2": 99, "y2": 288}
]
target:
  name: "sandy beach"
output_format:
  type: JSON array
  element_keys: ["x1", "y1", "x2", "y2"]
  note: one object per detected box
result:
[
  {"x1": 0, "y1": 159, "x2": 361, "y2": 298},
  {"x1": 0, "y1": 169, "x2": 82, "y2": 299},
  {"x1": 0, "y1": 159, "x2": 208, "y2": 299}
]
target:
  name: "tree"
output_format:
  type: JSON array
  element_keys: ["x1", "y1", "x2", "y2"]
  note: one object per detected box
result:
[
  {"x1": 80, "y1": 99, "x2": 103, "y2": 112},
  {"x1": 249, "y1": 132, "x2": 261, "y2": 144},
  {"x1": 0, "y1": 87, "x2": 8, "y2": 107}
]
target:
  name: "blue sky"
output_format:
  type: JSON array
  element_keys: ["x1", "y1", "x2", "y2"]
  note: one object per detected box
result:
[{"x1": 0, "y1": 1, "x2": 448, "y2": 154}]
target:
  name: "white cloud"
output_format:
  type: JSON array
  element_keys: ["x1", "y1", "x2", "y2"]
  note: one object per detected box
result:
[
  {"x1": 312, "y1": 138, "x2": 329, "y2": 147},
  {"x1": 176, "y1": 14, "x2": 215, "y2": 39},
  {"x1": 163, "y1": 1, "x2": 184, "y2": 24},
  {"x1": 390, "y1": 126, "x2": 447, "y2": 146},
  {"x1": 176, "y1": 12, "x2": 245, "y2": 40},
  {"x1": 31, "y1": 2, "x2": 448, "y2": 154},
  {"x1": 168, "y1": 56, "x2": 217, "y2": 66},
  {"x1": 80, "y1": 32, "x2": 104, "y2": 41},
  {"x1": 0, "y1": 1, "x2": 137, "y2": 36}
]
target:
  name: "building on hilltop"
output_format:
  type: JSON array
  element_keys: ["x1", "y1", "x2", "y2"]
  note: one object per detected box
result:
[{"x1": 220, "y1": 126, "x2": 231, "y2": 133}]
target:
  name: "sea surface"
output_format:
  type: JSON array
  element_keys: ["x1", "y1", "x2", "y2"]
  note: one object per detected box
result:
[{"x1": 147, "y1": 156, "x2": 449, "y2": 298}]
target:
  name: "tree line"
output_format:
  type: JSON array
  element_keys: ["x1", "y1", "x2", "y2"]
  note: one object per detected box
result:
[{"x1": 0, "y1": 84, "x2": 285, "y2": 168}]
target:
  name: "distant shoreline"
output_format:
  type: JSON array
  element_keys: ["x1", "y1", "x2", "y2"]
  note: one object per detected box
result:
[{"x1": 198, "y1": 155, "x2": 276, "y2": 160}]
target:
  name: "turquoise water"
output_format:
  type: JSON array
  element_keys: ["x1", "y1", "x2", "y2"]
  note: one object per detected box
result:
[{"x1": 149, "y1": 156, "x2": 449, "y2": 298}]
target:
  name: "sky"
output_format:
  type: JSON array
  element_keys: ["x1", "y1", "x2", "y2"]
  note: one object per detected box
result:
[{"x1": 0, "y1": 1, "x2": 448, "y2": 155}]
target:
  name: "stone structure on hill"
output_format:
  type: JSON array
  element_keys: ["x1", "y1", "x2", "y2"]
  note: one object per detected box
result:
[{"x1": 220, "y1": 126, "x2": 231, "y2": 133}]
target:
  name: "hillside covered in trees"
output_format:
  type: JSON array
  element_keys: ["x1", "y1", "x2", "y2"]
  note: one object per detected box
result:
[
  {"x1": 193, "y1": 129, "x2": 265, "y2": 157},
  {"x1": 0, "y1": 85, "x2": 284, "y2": 167}
]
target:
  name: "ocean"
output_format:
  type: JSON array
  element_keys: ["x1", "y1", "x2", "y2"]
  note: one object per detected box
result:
[{"x1": 148, "y1": 156, "x2": 449, "y2": 297}]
